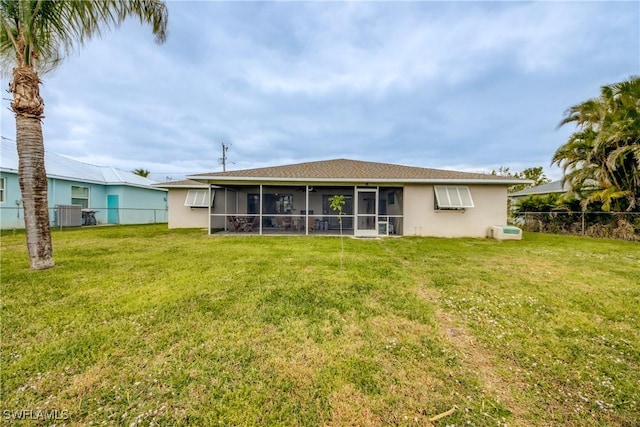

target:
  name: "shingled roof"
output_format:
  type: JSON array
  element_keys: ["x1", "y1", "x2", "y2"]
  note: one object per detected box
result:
[
  {"x1": 153, "y1": 179, "x2": 208, "y2": 188},
  {"x1": 510, "y1": 180, "x2": 567, "y2": 197},
  {"x1": 190, "y1": 159, "x2": 524, "y2": 184}
]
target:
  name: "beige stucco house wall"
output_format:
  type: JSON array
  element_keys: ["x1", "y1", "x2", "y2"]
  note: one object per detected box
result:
[
  {"x1": 166, "y1": 187, "x2": 209, "y2": 229},
  {"x1": 404, "y1": 184, "x2": 507, "y2": 237},
  {"x1": 157, "y1": 180, "x2": 225, "y2": 229}
]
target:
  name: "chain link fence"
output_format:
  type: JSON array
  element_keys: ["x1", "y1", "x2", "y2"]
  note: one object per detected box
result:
[
  {"x1": 1, "y1": 207, "x2": 168, "y2": 230},
  {"x1": 511, "y1": 211, "x2": 640, "y2": 241}
]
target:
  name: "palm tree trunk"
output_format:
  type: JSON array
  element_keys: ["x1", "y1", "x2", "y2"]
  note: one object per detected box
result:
[{"x1": 11, "y1": 66, "x2": 55, "y2": 270}]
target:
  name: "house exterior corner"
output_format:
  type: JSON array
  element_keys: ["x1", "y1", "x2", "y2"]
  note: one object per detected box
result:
[{"x1": 404, "y1": 184, "x2": 508, "y2": 237}]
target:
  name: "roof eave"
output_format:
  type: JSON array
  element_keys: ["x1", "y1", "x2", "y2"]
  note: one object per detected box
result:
[
  {"x1": 510, "y1": 189, "x2": 566, "y2": 197},
  {"x1": 105, "y1": 183, "x2": 168, "y2": 191},
  {"x1": 154, "y1": 184, "x2": 211, "y2": 189},
  {"x1": 2, "y1": 169, "x2": 165, "y2": 190},
  {"x1": 187, "y1": 176, "x2": 529, "y2": 185}
]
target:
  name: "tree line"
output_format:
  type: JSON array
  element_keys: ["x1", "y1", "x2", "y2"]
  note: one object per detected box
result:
[{"x1": 509, "y1": 76, "x2": 639, "y2": 215}]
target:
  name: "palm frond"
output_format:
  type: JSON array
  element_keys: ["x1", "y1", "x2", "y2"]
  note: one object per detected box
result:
[{"x1": 0, "y1": 0, "x2": 168, "y2": 76}]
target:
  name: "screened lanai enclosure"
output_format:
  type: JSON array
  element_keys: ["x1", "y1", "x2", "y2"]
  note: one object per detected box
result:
[{"x1": 209, "y1": 185, "x2": 404, "y2": 237}]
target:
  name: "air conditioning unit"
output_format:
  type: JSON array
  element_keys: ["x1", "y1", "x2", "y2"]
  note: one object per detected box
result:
[
  {"x1": 55, "y1": 205, "x2": 82, "y2": 227},
  {"x1": 488, "y1": 225, "x2": 522, "y2": 240}
]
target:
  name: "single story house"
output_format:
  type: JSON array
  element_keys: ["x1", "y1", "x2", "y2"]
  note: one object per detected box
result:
[
  {"x1": 509, "y1": 180, "x2": 568, "y2": 211},
  {"x1": 510, "y1": 180, "x2": 567, "y2": 199},
  {"x1": 0, "y1": 139, "x2": 168, "y2": 229},
  {"x1": 158, "y1": 158, "x2": 525, "y2": 238}
]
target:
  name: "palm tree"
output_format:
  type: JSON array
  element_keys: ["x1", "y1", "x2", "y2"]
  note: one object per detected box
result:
[
  {"x1": 0, "y1": 1, "x2": 168, "y2": 269},
  {"x1": 132, "y1": 168, "x2": 151, "y2": 178},
  {"x1": 553, "y1": 76, "x2": 640, "y2": 212},
  {"x1": 329, "y1": 194, "x2": 346, "y2": 268}
]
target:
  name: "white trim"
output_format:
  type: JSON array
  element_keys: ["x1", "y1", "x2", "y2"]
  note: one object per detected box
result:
[
  {"x1": 154, "y1": 183, "x2": 212, "y2": 189},
  {"x1": 434, "y1": 186, "x2": 474, "y2": 209},
  {"x1": 155, "y1": 185, "x2": 208, "y2": 189},
  {"x1": 71, "y1": 185, "x2": 90, "y2": 209},
  {"x1": 305, "y1": 185, "x2": 310, "y2": 235},
  {"x1": 355, "y1": 187, "x2": 378, "y2": 237},
  {"x1": 0, "y1": 177, "x2": 5, "y2": 203}
]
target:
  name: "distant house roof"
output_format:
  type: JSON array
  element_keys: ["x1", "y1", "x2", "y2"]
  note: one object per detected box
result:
[
  {"x1": 154, "y1": 179, "x2": 209, "y2": 189},
  {"x1": 190, "y1": 159, "x2": 526, "y2": 185},
  {"x1": 1, "y1": 139, "x2": 165, "y2": 191},
  {"x1": 510, "y1": 180, "x2": 567, "y2": 197}
]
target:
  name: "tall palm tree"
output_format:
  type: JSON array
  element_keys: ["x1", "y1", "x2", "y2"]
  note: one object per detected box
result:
[
  {"x1": 553, "y1": 76, "x2": 640, "y2": 212},
  {"x1": 0, "y1": 1, "x2": 168, "y2": 269}
]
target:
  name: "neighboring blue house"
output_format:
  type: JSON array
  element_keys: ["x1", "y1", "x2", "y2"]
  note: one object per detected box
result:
[{"x1": 0, "y1": 140, "x2": 168, "y2": 229}]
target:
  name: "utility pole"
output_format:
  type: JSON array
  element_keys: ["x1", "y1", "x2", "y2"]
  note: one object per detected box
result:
[{"x1": 220, "y1": 143, "x2": 229, "y2": 172}]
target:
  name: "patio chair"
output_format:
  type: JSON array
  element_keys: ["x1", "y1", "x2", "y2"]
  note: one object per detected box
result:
[
  {"x1": 247, "y1": 216, "x2": 259, "y2": 232},
  {"x1": 292, "y1": 217, "x2": 304, "y2": 231},
  {"x1": 283, "y1": 216, "x2": 292, "y2": 230},
  {"x1": 227, "y1": 215, "x2": 239, "y2": 232},
  {"x1": 275, "y1": 216, "x2": 291, "y2": 231},
  {"x1": 307, "y1": 216, "x2": 315, "y2": 232}
]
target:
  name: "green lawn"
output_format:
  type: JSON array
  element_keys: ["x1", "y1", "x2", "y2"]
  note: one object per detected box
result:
[{"x1": 1, "y1": 225, "x2": 638, "y2": 426}]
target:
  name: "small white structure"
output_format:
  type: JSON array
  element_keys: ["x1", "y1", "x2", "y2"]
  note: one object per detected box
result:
[{"x1": 488, "y1": 225, "x2": 522, "y2": 240}]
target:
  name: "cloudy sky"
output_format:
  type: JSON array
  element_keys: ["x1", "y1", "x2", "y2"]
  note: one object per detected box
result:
[{"x1": 1, "y1": 1, "x2": 638, "y2": 182}]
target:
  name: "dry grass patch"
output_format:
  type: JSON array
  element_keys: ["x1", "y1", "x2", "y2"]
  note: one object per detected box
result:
[
  {"x1": 435, "y1": 308, "x2": 533, "y2": 426},
  {"x1": 327, "y1": 383, "x2": 379, "y2": 426}
]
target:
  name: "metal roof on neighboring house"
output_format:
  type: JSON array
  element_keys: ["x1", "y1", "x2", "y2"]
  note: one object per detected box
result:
[
  {"x1": 190, "y1": 158, "x2": 527, "y2": 184},
  {"x1": 0, "y1": 139, "x2": 165, "y2": 190},
  {"x1": 510, "y1": 180, "x2": 567, "y2": 197}
]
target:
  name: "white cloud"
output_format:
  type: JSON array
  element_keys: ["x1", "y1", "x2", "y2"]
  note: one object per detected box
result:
[
  {"x1": 206, "y1": 2, "x2": 620, "y2": 97},
  {"x1": 2, "y1": 1, "x2": 637, "y2": 180}
]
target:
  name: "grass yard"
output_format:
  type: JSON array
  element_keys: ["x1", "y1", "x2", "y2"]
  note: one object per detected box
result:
[{"x1": 1, "y1": 225, "x2": 639, "y2": 426}]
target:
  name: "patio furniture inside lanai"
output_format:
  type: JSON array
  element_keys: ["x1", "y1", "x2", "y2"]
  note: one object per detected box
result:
[{"x1": 210, "y1": 184, "x2": 403, "y2": 236}]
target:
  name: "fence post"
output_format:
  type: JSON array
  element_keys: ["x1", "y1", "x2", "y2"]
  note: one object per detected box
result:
[{"x1": 581, "y1": 211, "x2": 585, "y2": 236}]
